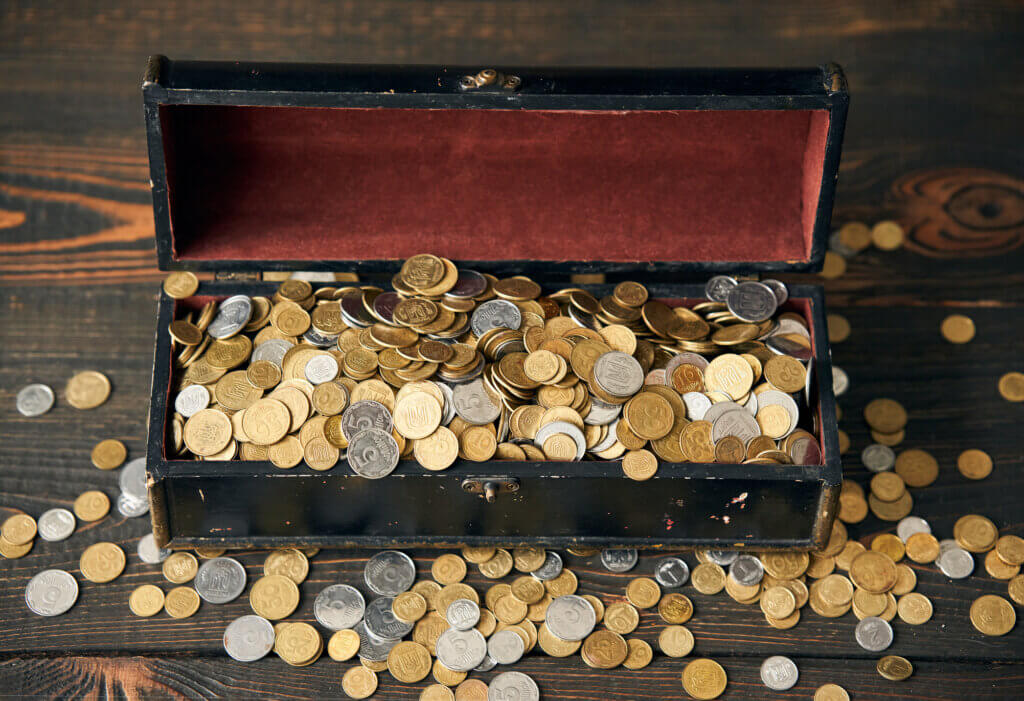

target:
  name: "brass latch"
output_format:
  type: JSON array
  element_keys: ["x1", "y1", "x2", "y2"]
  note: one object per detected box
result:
[
  {"x1": 462, "y1": 477, "x2": 520, "y2": 503},
  {"x1": 458, "y1": 69, "x2": 521, "y2": 92}
]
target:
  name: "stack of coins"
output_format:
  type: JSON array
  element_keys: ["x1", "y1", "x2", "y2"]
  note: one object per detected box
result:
[{"x1": 164, "y1": 255, "x2": 823, "y2": 476}]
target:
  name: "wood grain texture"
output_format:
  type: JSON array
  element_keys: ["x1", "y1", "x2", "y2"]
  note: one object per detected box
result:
[{"x1": 1, "y1": 0, "x2": 1023, "y2": 698}]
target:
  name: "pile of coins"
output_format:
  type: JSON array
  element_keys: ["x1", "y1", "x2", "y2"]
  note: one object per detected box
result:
[{"x1": 164, "y1": 255, "x2": 823, "y2": 477}]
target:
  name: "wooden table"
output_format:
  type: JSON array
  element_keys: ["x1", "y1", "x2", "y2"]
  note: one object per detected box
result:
[{"x1": 2, "y1": 2, "x2": 1022, "y2": 698}]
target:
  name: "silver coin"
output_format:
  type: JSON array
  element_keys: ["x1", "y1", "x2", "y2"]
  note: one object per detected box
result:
[
  {"x1": 448, "y1": 270, "x2": 489, "y2": 299},
  {"x1": 137, "y1": 532, "x2": 171, "y2": 564},
  {"x1": 742, "y1": 391, "x2": 758, "y2": 416},
  {"x1": 544, "y1": 595, "x2": 597, "y2": 641},
  {"x1": 729, "y1": 555, "x2": 764, "y2": 586},
  {"x1": 600, "y1": 548, "x2": 638, "y2": 573},
  {"x1": 290, "y1": 271, "x2": 336, "y2": 282},
  {"x1": 471, "y1": 299, "x2": 522, "y2": 337},
  {"x1": 174, "y1": 384, "x2": 210, "y2": 418},
  {"x1": 452, "y1": 379, "x2": 502, "y2": 425},
  {"x1": 447, "y1": 598, "x2": 481, "y2": 631},
  {"x1": 762, "y1": 279, "x2": 789, "y2": 306},
  {"x1": 831, "y1": 366, "x2": 849, "y2": 397},
  {"x1": 703, "y1": 401, "x2": 743, "y2": 426},
  {"x1": 474, "y1": 655, "x2": 498, "y2": 673},
  {"x1": 365, "y1": 596, "x2": 414, "y2": 640},
  {"x1": 364, "y1": 550, "x2": 416, "y2": 596},
  {"x1": 681, "y1": 391, "x2": 712, "y2": 421},
  {"x1": 854, "y1": 616, "x2": 893, "y2": 652},
  {"x1": 488, "y1": 629, "x2": 525, "y2": 665},
  {"x1": 303, "y1": 327, "x2": 340, "y2": 348},
  {"x1": 938, "y1": 538, "x2": 959, "y2": 555},
  {"x1": 37, "y1": 508, "x2": 76, "y2": 542},
  {"x1": 341, "y1": 400, "x2": 393, "y2": 440},
  {"x1": 531, "y1": 551, "x2": 564, "y2": 582},
  {"x1": 896, "y1": 516, "x2": 931, "y2": 542},
  {"x1": 533, "y1": 421, "x2": 586, "y2": 460},
  {"x1": 584, "y1": 396, "x2": 621, "y2": 426},
  {"x1": 706, "y1": 550, "x2": 738, "y2": 566},
  {"x1": 765, "y1": 334, "x2": 813, "y2": 361},
  {"x1": 726, "y1": 281, "x2": 778, "y2": 322},
  {"x1": 593, "y1": 352, "x2": 644, "y2": 398},
  {"x1": 769, "y1": 317, "x2": 810, "y2": 340},
  {"x1": 16, "y1": 384, "x2": 55, "y2": 417},
  {"x1": 936, "y1": 547, "x2": 974, "y2": 579},
  {"x1": 436, "y1": 627, "x2": 488, "y2": 672},
  {"x1": 251, "y1": 338, "x2": 294, "y2": 367},
  {"x1": 655, "y1": 557, "x2": 690, "y2": 588},
  {"x1": 195, "y1": 557, "x2": 247, "y2": 604},
  {"x1": 117, "y1": 492, "x2": 150, "y2": 518},
  {"x1": 488, "y1": 671, "x2": 540, "y2": 701},
  {"x1": 304, "y1": 354, "x2": 339, "y2": 384},
  {"x1": 861, "y1": 444, "x2": 895, "y2": 473},
  {"x1": 436, "y1": 381, "x2": 457, "y2": 425},
  {"x1": 119, "y1": 457, "x2": 148, "y2": 501},
  {"x1": 355, "y1": 621, "x2": 399, "y2": 662},
  {"x1": 25, "y1": 569, "x2": 78, "y2": 616},
  {"x1": 705, "y1": 275, "x2": 738, "y2": 302},
  {"x1": 711, "y1": 408, "x2": 761, "y2": 444},
  {"x1": 760, "y1": 655, "x2": 799, "y2": 690},
  {"x1": 208, "y1": 295, "x2": 253, "y2": 339},
  {"x1": 754, "y1": 390, "x2": 799, "y2": 438},
  {"x1": 566, "y1": 303, "x2": 598, "y2": 330},
  {"x1": 223, "y1": 614, "x2": 275, "y2": 662},
  {"x1": 314, "y1": 584, "x2": 366, "y2": 630},
  {"x1": 347, "y1": 428, "x2": 400, "y2": 479}
]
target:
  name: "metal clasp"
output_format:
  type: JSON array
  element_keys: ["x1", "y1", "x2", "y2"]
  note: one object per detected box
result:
[
  {"x1": 458, "y1": 69, "x2": 521, "y2": 92},
  {"x1": 462, "y1": 477, "x2": 520, "y2": 503}
]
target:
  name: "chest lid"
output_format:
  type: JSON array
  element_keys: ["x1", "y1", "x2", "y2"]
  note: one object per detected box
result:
[{"x1": 143, "y1": 56, "x2": 847, "y2": 275}]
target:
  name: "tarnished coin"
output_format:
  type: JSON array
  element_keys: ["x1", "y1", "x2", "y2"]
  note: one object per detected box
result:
[
  {"x1": 545, "y1": 595, "x2": 597, "y2": 641},
  {"x1": 487, "y1": 671, "x2": 539, "y2": 701},
  {"x1": 195, "y1": 557, "x2": 247, "y2": 604},
  {"x1": 530, "y1": 551, "x2": 564, "y2": 582},
  {"x1": 855, "y1": 616, "x2": 893, "y2": 651},
  {"x1": 208, "y1": 295, "x2": 253, "y2": 339},
  {"x1": 600, "y1": 549, "x2": 638, "y2": 573},
  {"x1": 760, "y1": 655, "x2": 799, "y2": 691},
  {"x1": 729, "y1": 555, "x2": 764, "y2": 586},
  {"x1": 36, "y1": 508, "x2": 75, "y2": 542},
  {"x1": 471, "y1": 300, "x2": 522, "y2": 337},
  {"x1": 347, "y1": 428, "x2": 400, "y2": 479},
  {"x1": 487, "y1": 629, "x2": 526, "y2": 665},
  {"x1": 705, "y1": 275, "x2": 738, "y2": 302},
  {"x1": 452, "y1": 379, "x2": 501, "y2": 425},
  {"x1": 436, "y1": 628, "x2": 488, "y2": 672},
  {"x1": 447, "y1": 599, "x2": 481, "y2": 630},
  {"x1": 16, "y1": 384, "x2": 55, "y2": 417},
  {"x1": 315, "y1": 584, "x2": 366, "y2": 631},
  {"x1": 354, "y1": 620, "x2": 398, "y2": 662},
  {"x1": 224, "y1": 614, "x2": 275, "y2": 662},
  {"x1": 25, "y1": 569, "x2": 78, "y2": 616},
  {"x1": 655, "y1": 557, "x2": 690, "y2": 588},
  {"x1": 862, "y1": 444, "x2": 895, "y2": 472},
  {"x1": 365, "y1": 550, "x2": 416, "y2": 596},
  {"x1": 727, "y1": 281, "x2": 778, "y2": 322},
  {"x1": 341, "y1": 400, "x2": 393, "y2": 439},
  {"x1": 137, "y1": 533, "x2": 171, "y2": 564}
]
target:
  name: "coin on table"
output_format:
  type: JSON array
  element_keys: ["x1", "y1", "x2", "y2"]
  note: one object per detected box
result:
[
  {"x1": 315, "y1": 584, "x2": 366, "y2": 631},
  {"x1": 342, "y1": 665, "x2": 378, "y2": 699},
  {"x1": 163, "y1": 271, "x2": 200, "y2": 298},
  {"x1": 386, "y1": 640, "x2": 432, "y2": 683},
  {"x1": 849, "y1": 551, "x2": 897, "y2": 593},
  {"x1": 2, "y1": 514, "x2": 37, "y2": 545},
  {"x1": 393, "y1": 591, "x2": 428, "y2": 624},
  {"x1": 894, "y1": 448, "x2": 939, "y2": 487},
  {"x1": 264, "y1": 548, "x2": 309, "y2": 584},
  {"x1": 682, "y1": 658, "x2": 728, "y2": 700},
  {"x1": 941, "y1": 314, "x2": 975, "y2": 343},
  {"x1": 129, "y1": 584, "x2": 166, "y2": 617},
  {"x1": 998, "y1": 372, "x2": 1024, "y2": 401},
  {"x1": 855, "y1": 616, "x2": 893, "y2": 651},
  {"x1": 222, "y1": 614, "x2": 275, "y2": 662},
  {"x1": 488, "y1": 672, "x2": 539, "y2": 701},
  {"x1": 37, "y1": 508, "x2": 75, "y2": 542},
  {"x1": 622, "y1": 637, "x2": 653, "y2": 670},
  {"x1": 433, "y1": 553, "x2": 467, "y2": 585},
  {"x1": 814, "y1": 683, "x2": 850, "y2": 701},
  {"x1": 600, "y1": 548, "x2": 638, "y2": 573},
  {"x1": 603, "y1": 602, "x2": 639, "y2": 636},
  {"x1": 655, "y1": 557, "x2": 690, "y2": 588},
  {"x1": 863, "y1": 398, "x2": 907, "y2": 434},
  {"x1": 436, "y1": 628, "x2": 488, "y2": 672},
  {"x1": 970, "y1": 594, "x2": 1016, "y2": 636},
  {"x1": 479, "y1": 549, "x2": 514, "y2": 579},
  {"x1": 876, "y1": 655, "x2": 913, "y2": 681},
  {"x1": 957, "y1": 449, "x2": 993, "y2": 480},
  {"x1": 861, "y1": 444, "x2": 895, "y2": 472},
  {"x1": 905, "y1": 532, "x2": 940, "y2": 563},
  {"x1": 760, "y1": 655, "x2": 799, "y2": 691},
  {"x1": 658, "y1": 625, "x2": 694, "y2": 658},
  {"x1": 488, "y1": 629, "x2": 526, "y2": 665},
  {"x1": 954, "y1": 514, "x2": 999, "y2": 552},
  {"x1": 692, "y1": 562, "x2": 726, "y2": 595},
  {"x1": 65, "y1": 370, "x2": 111, "y2": 409},
  {"x1": 658, "y1": 593, "x2": 694, "y2": 624},
  {"x1": 729, "y1": 555, "x2": 764, "y2": 586},
  {"x1": 195, "y1": 557, "x2": 247, "y2": 604},
  {"x1": 164, "y1": 586, "x2": 201, "y2": 618},
  {"x1": 326, "y1": 629, "x2": 361, "y2": 662},
  {"x1": 510, "y1": 576, "x2": 545, "y2": 605},
  {"x1": 25, "y1": 569, "x2": 78, "y2": 616},
  {"x1": 73, "y1": 490, "x2": 110, "y2": 522},
  {"x1": 163, "y1": 551, "x2": 199, "y2": 584},
  {"x1": 447, "y1": 599, "x2": 481, "y2": 630},
  {"x1": 91, "y1": 439, "x2": 127, "y2": 470},
  {"x1": 936, "y1": 546, "x2": 974, "y2": 579},
  {"x1": 366, "y1": 596, "x2": 415, "y2": 640},
  {"x1": 16, "y1": 384, "x2": 55, "y2": 417},
  {"x1": 544, "y1": 595, "x2": 596, "y2": 641},
  {"x1": 365, "y1": 550, "x2": 416, "y2": 596},
  {"x1": 80, "y1": 542, "x2": 126, "y2": 583},
  {"x1": 995, "y1": 535, "x2": 1024, "y2": 567},
  {"x1": 625, "y1": 577, "x2": 661, "y2": 609},
  {"x1": 1009, "y1": 575, "x2": 1024, "y2": 606},
  {"x1": 250, "y1": 575, "x2": 300, "y2": 620}
]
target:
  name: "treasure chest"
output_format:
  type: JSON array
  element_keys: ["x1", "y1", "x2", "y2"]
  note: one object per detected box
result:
[{"x1": 142, "y1": 56, "x2": 847, "y2": 550}]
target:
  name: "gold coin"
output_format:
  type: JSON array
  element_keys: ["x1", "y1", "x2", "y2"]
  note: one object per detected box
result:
[
  {"x1": 814, "y1": 684, "x2": 850, "y2": 701},
  {"x1": 764, "y1": 355, "x2": 806, "y2": 394},
  {"x1": 413, "y1": 427, "x2": 459, "y2": 471},
  {"x1": 897, "y1": 592, "x2": 932, "y2": 625},
  {"x1": 871, "y1": 533, "x2": 905, "y2": 562},
  {"x1": 268, "y1": 435, "x2": 304, "y2": 469},
  {"x1": 461, "y1": 425, "x2": 496, "y2": 461},
  {"x1": 849, "y1": 552, "x2": 896, "y2": 594},
  {"x1": 624, "y1": 392, "x2": 674, "y2": 440},
  {"x1": 248, "y1": 360, "x2": 283, "y2": 390},
  {"x1": 479, "y1": 549, "x2": 514, "y2": 579},
  {"x1": 393, "y1": 591, "x2": 428, "y2": 623},
  {"x1": 996, "y1": 535, "x2": 1024, "y2": 566},
  {"x1": 852, "y1": 588, "x2": 888, "y2": 619},
  {"x1": 957, "y1": 449, "x2": 993, "y2": 480},
  {"x1": 621, "y1": 449, "x2": 658, "y2": 481},
  {"x1": 277, "y1": 621, "x2": 322, "y2": 666},
  {"x1": 250, "y1": 574, "x2": 300, "y2": 620},
  {"x1": 876, "y1": 655, "x2": 913, "y2": 681},
  {"x1": 603, "y1": 602, "x2": 639, "y2": 635},
  {"x1": 0, "y1": 535, "x2": 33, "y2": 558},
  {"x1": 892, "y1": 564, "x2": 917, "y2": 596},
  {"x1": 328, "y1": 629, "x2": 361, "y2": 661},
  {"x1": 765, "y1": 608, "x2": 801, "y2": 629},
  {"x1": 998, "y1": 371, "x2": 1024, "y2": 401},
  {"x1": 760, "y1": 552, "x2": 809, "y2": 580},
  {"x1": 432, "y1": 553, "x2": 467, "y2": 585},
  {"x1": 544, "y1": 569, "x2": 578, "y2": 597},
  {"x1": 692, "y1": 562, "x2": 726, "y2": 595},
  {"x1": 1008, "y1": 575, "x2": 1024, "y2": 605},
  {"x1": 863, "y1": 398, "x2": 907, "y2": 433},
  {"x1": 432, "y1": 658, "x2": 467, "y2": 686},
  {"x1": 905, "y1": 532, "x2": 940, "y2": 563},
  {"x1": 129, "y1": 584, "x2": 166, "y2": 617},
  {"x1": 817, "y1": 574, "x2": 855, "y2": 606},
  {"x1": 387, "y1": 640, "x2": 432, "y2": 683},
  {"x1": 827, "y1": 314, "x2": 851, "y2": 343},
  {"x1": 870, "y1": 471, "x2": 906, "y2": 502},
  {"x1": 755, "y1": 404, "x2": 791, "y2": 439},
  {"x1": 264, "y1": 548, "x2": 309, "y2": 584},
  {"x1": 894, "y1": 448, "x2": 938, "y2": 487},
  {"x1": 807, "y1": 553, "x2": 836, "y2": 579},
  {"x1": 163, "y1": 271, "x2": 200, "y2": 298},
  {"x1": 195, "y1": 548, "x2": 227, "y2": 560},
  {"x1": 162, "y1": 551, "x2": 199, "y2": 584},
  {"x1": 453, "y1": 679, "x2": 489, "y2": 701},
  {"x1": 622, "y1": 637, "x2": 653, "y2": 670},
  {"x1": 362, "y1": 658, "x2": 388, "y2": 673},
  {"x1": 164, "y1": 586, "x2": 201, "y2": 618},
  {"x1": 941, "y1": 314, "x2": 976, "y2": 343},
  {"x1": 954, "y1": 514, "x2": 999, "y2": 552},
  {"x1": 411, "y1": 580, "x2": 442, "y2": 611},
  {"x1": 90, "y1": 439, "x2": 127, "y2": 470},
  {"x1": 819, "y1": 251, "x2": 846, "y2": 279},
  {"x1": 435, "y1": 583, "x2": 479, "y2": 621},
  {"x1": 304, "y1": 436, "x2": 340, "y2": 470},
  {"x1": 422, "y1": 684, "x2": 457, "y2": 701},
  {"x1": 537, "y1": 622, "x2": 581, "y2": 657},
  {"x1": 342, "y1": 663, "x2": 378, "y2": 695},
  {"x1": 985, "y1": 549, "x2": 1020, "y2": 580},
  {"x1": 658, "y1": 624, "x2": 695, "y2": 658},
  {"x1": 73, "y1": 490, "x2": 110, "y2": 522},
  {"x1": 80, "y1": 542, "x2": 126, "y2": 583},
  {"x1": 680, "y1": 421, "x2": 716, "y2": 463},
  {"x1": 658, "y1": 592, "x2": 693, "y2": 624},
  {"x1": 513, "y1": 547, "x2": 546, "y2": 572},
  {"x1": 394, "y1": 392, "x2": 443, "y2": 440},
  {"x1": 493, "y1": 594, "x2": 528, "y2": 624},
  {"x1": 1, "y1": 514, "x2": 36, "y2": 545},
  {"x1": 681, "y1": 658, "x2": 728, "y2": 700},
  {"x1": 838, "y1": 221, "x2": 872, "y2": 251},
  {"x1": 65, "y1": 370, "x2": 111, "y2": 409},
  {"x1": 760, "y1": 586, "x2": 796, "y2": 619},
  {"x1": 872, "y1": 220, "x2": 904, "y2": 250},
  {"x1": 459, "y1": 546, "x2": 495, "y2": 564},
  {"x1": 510, "y1": 576, "x2": 546, "y2": 605},
  {"x1": 581, "y1": 629, "x2": 628, "y2": 669},
  {"x1": 626, "y1": 577, "x2": 661, "y2": 609},
  {"x1": 183, "y1": 408, "x2": 233, "y2": 456},
  {"x1": 704, "y1": 354, "x2": 754, "y2": 400}
]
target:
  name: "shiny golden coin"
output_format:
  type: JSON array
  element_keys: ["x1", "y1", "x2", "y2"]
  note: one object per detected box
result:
[
  {"x1": 814, "y1": 683, "x2": 850, "y2": 701},
  {"x1": 459, "y1": 546, "x2": 495, "y2": 565},
  {"x1": 304, "y1": 436, "x2": 340, "y2": 471},
  {"x1": 479, "y1": 548, "x2": 514, "y2": 579},
  {"x1": 658, "y1": 592, "x2": 694, "y2": 624},
  {"x1": 1, "y1": 514, "x2": 36, "y2": 546},
  {"x1": 681, "y1": 658, "x2": 727, "y2": 700},
  {"x1": 327, "y1": 629, "x2": 361, "y2": 661},
  {"x1": 513, "y1": 547, "x2": 546, "y2": 573},
  {"x1": 581, "y1": 629, "x2": 629, "y2": 669},
  {"x1": 760, "y1": 586, "x2": 796, "y2": 619},
  {"x1": 905, "y1": 532, "x2": 940, "y2": 563},
  {"x1": 414, "y1": 427, "x2": 459, "y2": 471},
  {"x1": 704, "y1": 354, "x2": 754, "y2": 401},
  {"x1": 620, "y1": 449, "x2": 658, "y2": 481},
  {"x1": 432, "y1": 658, "x2": 467, "y2": 687},
  {"x1": 412, "y1": 580, "x2": 442, "y2": 611},
  {"x1": 870, "y1": 471, "x2": 906, "y2": 503},
  {"x1": 537, "y1": 622, "x2": 582, "y2": 657},
  {"x1": 603, "y1": 602, "x2": 640, "y2": 635},
  {"x1": 817, "y1": 574, "x2": 855, "y2": 607},
  {"x1": 827, "y1": 313, "x2": 851, "y2": 343},
  {"x1": 765, "y1": 608, "x2": 801, "y2": 629},
  {"x1": 692, "y1": 562, "x2": 726, "y2": 595},
  {"x1": 268, "y1": 435, "x2": 304, "y2": 469},
  {"x1": 461, "y1": 425, "x2": 497, "y2": 461},
  {"x1": 985, "y1": 549, "x2": 1020, "y2": 579},
  {"x1": 80, "y1": 542, "x2": 126, "y2": 583},
  {"x1": 876, "y1": 655, "x2": 913, "y2": 681},
  {"x1": 73, "y1": 490, "x2": 110, "y2": 522},
  {"x1": 164, "y1": 586, "x2": 201, "y2": 618},
  {"x1": 849, "y1": 552, "x2": 897, "y2": 594},
  {"x1": 65, "y1": 370, "x2": 111, "y2": 410},
  {"x1": 510, "y1": 576, "x2": 546, "y2": 605},
  {"x1": 163, "y1": 271, "x2": 200, "y2": 298},
  {"x1": 941, "y1": 314, "x2": 976, "y2": 343},
  {"x1": 613, "y1": 281, "x2": 648, "y2": 308},
  {"x1": 626, "y1": 577, "x2": 661, "y2": 609},
  {"x1": 872, "y1": 220, "x2": 904, "y2": 250},
  {"x1": 624, "y1": 392, "x2": 674, "y2": 439},
  {"x1": 894, "y1": 448, "x2": 938, "y2": 488},
  {"x1": 958, "y1": 449, "x2": 993, "y2": 480},
  {"x1": 0, "y1": 535, "x2": 32, "y2": 558},
  {"x1": 868, "y1": 490, "x2": 914, "y2": 522},
  {"x1": 1008, "y1": 575, "x2": 1024, "y2": 605},
  {"x1": 852, "y1": 588, "x2": 888, "y2": 618},
  {"x1": 432, "y1": 553, "x2": 467, "y2": 585},
  {"x1": 394, "y1": 392, "x2": 443, "y2": 440},
  {"x1": 819, "y1": 251, "x2": 846, "y2": 279},
  {"x1": 276, "y1": 621, "x2": 322, "y2": 666},
  {"x1": 453, "y1": 679, "x2": 489, "y2": 701},
  {"x1": 435, "y1": 583, "x2": 480, "y2": 621},
  {"x1": 264, "y1": 548, "x2": 309, "y2": 584},
  {"x1": 996, "y1": 535, "x2": 1024, "y2": 566},
  {"x1": 543, "y1": 569, "x2": 578, "y2": 597},
  {"x1": 715, "y1": 435, "x2": 746, "y2": 463},
  {"x1": 658, "y1": 624, "x2": 695, "y2": 658},
  {"x1": 755, "y1": 404, "x2": 791, "y2": 439},
  {"x1": 183, "y1": 408, "x2": 233, "y2": 456},
  {"x1": 90, "y1": 439, "x2": 127, "y2": 470},
  {"x1": 871, "y1": 533, "x2": 905, "y2": 563},
  {"x1": 998, "y1": 371, "x2": 1024, "y2": 401},
  {"x1": 393, "y1": 591, "x2": 428, "y2": 623},
  {"x1": 310, "y1": 380, "x2": 347, "y2": 416},
  {"x1": 247, "y1": 359, "x2": 283, "y2": 390},
  {"x1": 954, "y1": 514, "x2": 999, "y2": 553},
  {"x1": 342, "y1": 664, "x2": 378, "y2": 699},
  {"x1": 622, "y1": 637, "x2": 654, "y2": 670},
  {"x1": 493, "y1": 594, "x2": 528, "y2": 624},
  {"x1": 387, "y1": 640, "x2": 432, "y2": 683},
  {"x1": 129, "y1": 584, "x2": 166, "y2": 617},
  {"x1": 680, "y1": 421, "x2": 716, "y2": 463},
  {"x1": 897, "y1": 592, "x2": 933, "y2": 625},
  {"x1": 362, "y1": 658, "x2": 388, "y2": 673},
  {"x1": 764, "y1": 355, "x2": 806, "y2": 393},
  {"x1": 421, "y1": 684, "x2": 456, "y2": 701},
  {"x1": 863, "y1": 398, "x2": 907, "y2": 434},
  {"x1": 892, "y1": 564, "x2": 917, "y2": 596},
  {"x1": 169, "y1": 319, "x2": 203, "y2": 346},
  {"x1": 162, "y1": 551, "x2": 198, "y2": 584},
  {"x1": 250, "y1": 574, "x2": 300, "y2": 620}
]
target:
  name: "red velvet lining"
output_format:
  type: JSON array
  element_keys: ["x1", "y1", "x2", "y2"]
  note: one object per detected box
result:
[{"x1": 159, "y1": 106, "x2": 830, "y2": 264}]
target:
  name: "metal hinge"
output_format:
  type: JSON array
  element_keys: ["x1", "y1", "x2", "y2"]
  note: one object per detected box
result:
[
  {"x1": 462, "y1": 477, "x2": 520, "y2": 503},
  {"x1": 458, "y1": 69, "x2": 521, "y2": 92},
  {"x1": 214, "y1": 271, "x2": 261, "y2": 281}
]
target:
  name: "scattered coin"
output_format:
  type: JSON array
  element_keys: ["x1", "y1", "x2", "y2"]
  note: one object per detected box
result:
[
  {"x1": 681, "y1": 658, "x2": 728, "y2": 699},
  {"x1": 195, "y1": 557, "x2": 247, "y2": 604},
  {"x1": 65, "y1": 370, "x2": 111, "y2": 409},
  {"x1": 25, "y1": 569, "x2": 78, "y2": 616},
  {"x1": 16, "y1": 384, "x2": 55, "y2": 417},
  {"x1": 970, "y1": 594, "x2": 1016, "y2": 636},
  {"x1": 223, "y1": 614, "x2": 275, "y2": 662},
  {"x1": 36, "y1": 508, "x2": 75, "y2": 542},
  {"x1": 129, "y1": 584, "x2": 166, "y2": 617},
  {"x1": 855, "y1": 616, "x2": 893, "y2": 651},
  {"x1": 90, "y1": 439, "x2": 127, "y2": 470},
  {"x1": 600, "y1": 549, "x2": 638, "y2": 573},
  {"x1": 876, "y1": 654, "x2": 913, "y2": 681},
  {"x1": 760, "y1": 655, "x2": 799, "y2": 691}
]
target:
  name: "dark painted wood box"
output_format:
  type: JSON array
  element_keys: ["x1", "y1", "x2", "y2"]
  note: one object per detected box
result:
[{"x1": 142, "y1": 56, "x2": 847, "y2": 550}]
